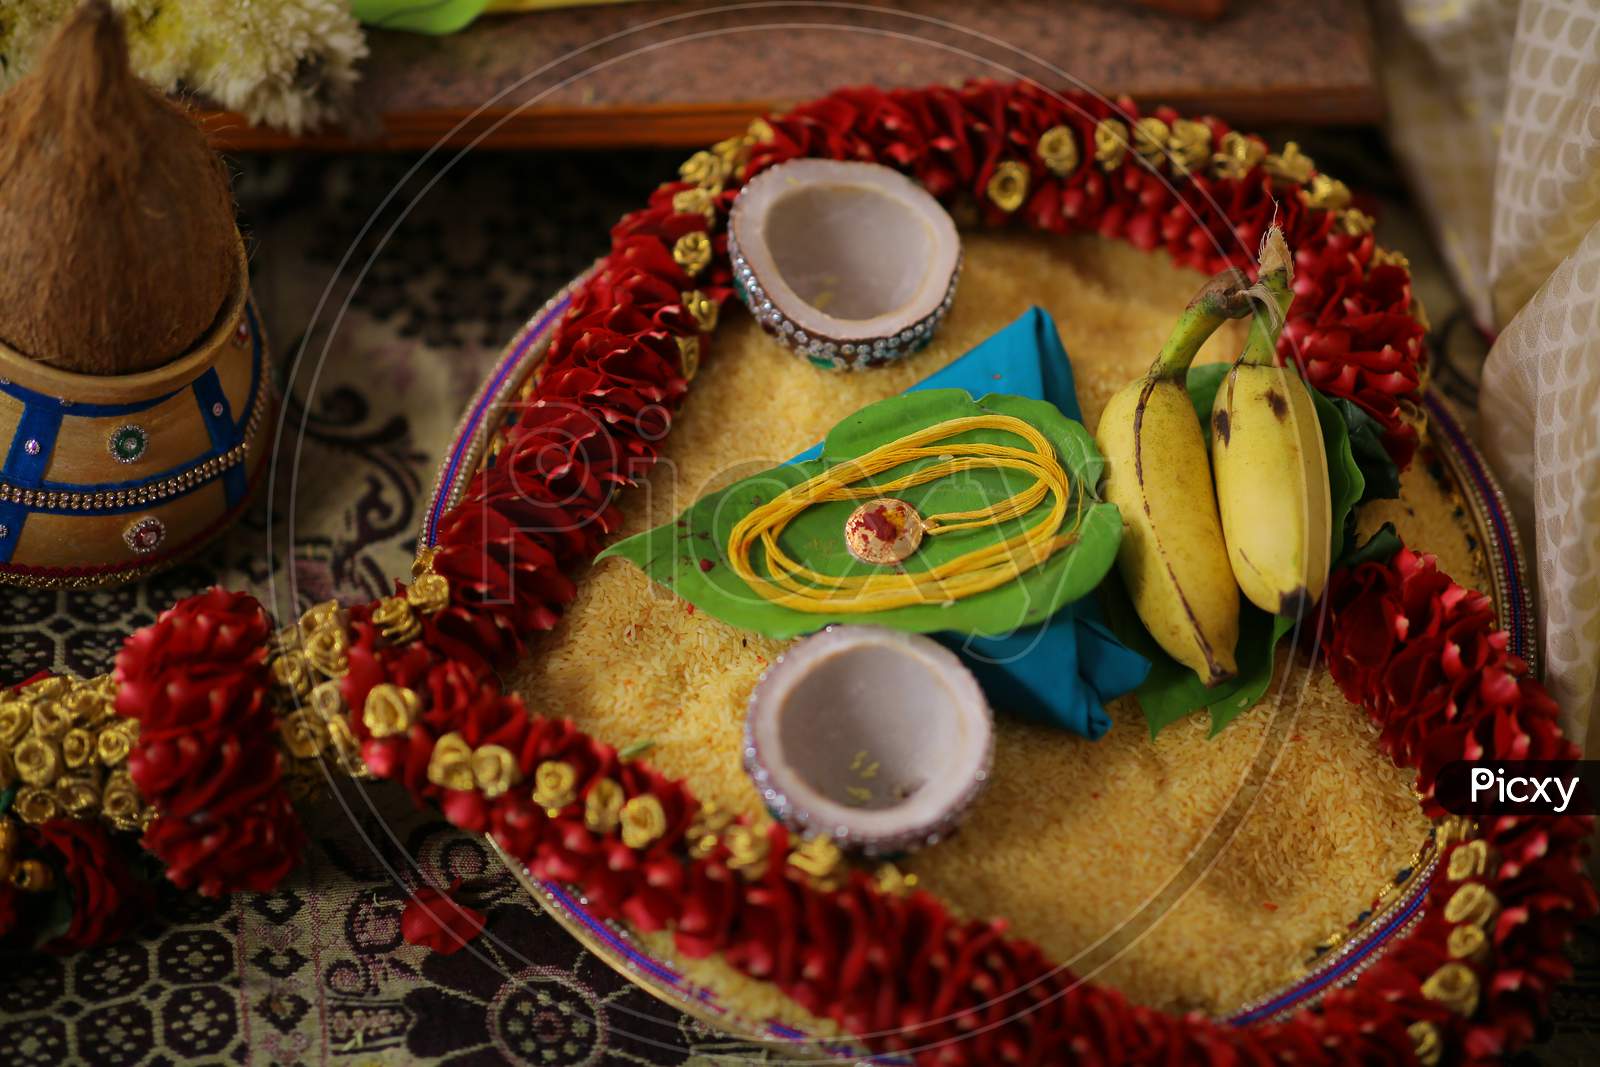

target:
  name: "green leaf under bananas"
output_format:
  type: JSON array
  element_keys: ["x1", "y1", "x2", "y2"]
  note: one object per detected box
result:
[
  {"x1": 1318, "y1": 386, "x2": 1365, "y2": 564},
  {"x1": 1332, "y1": 397, "x2": 1401, "y2": 505},
  {"x1": 1114, "y1": 365, "x2": 1367, "y2": 737},
  {"x1": 598, "y1": 390, "x2": 1123, "y2": 640},
  {"x1": 1102, "y1": 575, "x2": 1295, "y2": 738},
  {"x1": 1342, "y1": 522, "x2": 1402, "y2": 569}
]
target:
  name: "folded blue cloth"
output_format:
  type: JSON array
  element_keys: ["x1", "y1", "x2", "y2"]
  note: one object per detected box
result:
[{"x1": 791, "y1": 307, "x2": 1149, "y2": 739}]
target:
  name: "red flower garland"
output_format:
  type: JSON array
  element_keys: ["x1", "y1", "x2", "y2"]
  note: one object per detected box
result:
[
  {"x1": 1323, "y1": 545, "x2": 1598, "y2": 1056},
  {"x1": 0, "y1": 812, "x2": 153, "y2": 952},
  {"x1": 1324, "y1": 546, "x2": 1578, "y2": 801},
  {"x1": 113, "y1": 588, "x2": 305, "y2": 896},
  {"x1": 8, "y1": 80, "x2": 1585, "y2": 1067},
  {"x1": 31, "y1": 819, "x2": 152, "y2": 951},
  {"x1": 1284, "y1": 244, "x2": 1427, "y2": 468},
  {"x1": 401, "y1": 879, "x2": 486, "y2": 955}
]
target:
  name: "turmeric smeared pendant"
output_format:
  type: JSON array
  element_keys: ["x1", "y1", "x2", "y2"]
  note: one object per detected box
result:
[{"x1": 844, "y1": 498, "x2": 924, "y2": 565}]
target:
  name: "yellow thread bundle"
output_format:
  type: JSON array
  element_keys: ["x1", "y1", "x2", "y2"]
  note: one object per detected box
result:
[{"x1": 727, "y1": 413, "x2": 1083, "y2": 612}]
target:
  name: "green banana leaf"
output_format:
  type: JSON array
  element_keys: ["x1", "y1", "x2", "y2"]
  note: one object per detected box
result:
[
  {"x1": 1318, "y1": 384, "x2": 1365, "y2": 563},
  {"x1": 1110, "y1": 365, "x2": 1365, "y2": 737},
  {"x1": 1102, "y1": 581, "x2": 1294, "y2": 738},
  {"x1": 599, "y1": 390, "x2": 1123, "y2": 640},
  {"x1": 1332, "y1": 397, "x2": 1402, "y2": 505},
  {"x1": 1344, "y1": 522, "x2": 1402, "y2": 568}
]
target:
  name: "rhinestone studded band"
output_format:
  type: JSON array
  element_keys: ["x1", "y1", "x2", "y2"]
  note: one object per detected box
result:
[
  {"x1": 728, "y1": 230, "x2": 961, "y2": 371},
  {"x1": 0, "y1": 372, "x2": 270, "y2": 514}
]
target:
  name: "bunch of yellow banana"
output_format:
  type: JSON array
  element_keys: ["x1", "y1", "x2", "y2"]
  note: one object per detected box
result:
[
  {"x1": 1095, "y1": 227, "x2": 1333, "y2": 687},
  {"x1": 1095, "y1": 269, "x2": 1251, "y2": 686},
  {"x1": 1211, "y1": 229, "x2": 1332, "y2": 618}
]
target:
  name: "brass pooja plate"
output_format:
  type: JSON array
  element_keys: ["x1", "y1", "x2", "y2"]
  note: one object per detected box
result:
[{"x1": 425, "y1": 264, "x2": 1534, "y2": 1057}]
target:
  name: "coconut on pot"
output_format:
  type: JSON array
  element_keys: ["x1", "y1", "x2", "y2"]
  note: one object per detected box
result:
[
  {"x1": 0, "y1": 2, "x2": 270, "y2": 589},
  {"x1": 729, "y1": 159, "x2": 961, "y2": 371}
]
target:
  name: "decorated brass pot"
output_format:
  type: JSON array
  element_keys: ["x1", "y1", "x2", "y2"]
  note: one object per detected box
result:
[{"x1": 0, "y1": 238, "x2": 271, "y2": 588}]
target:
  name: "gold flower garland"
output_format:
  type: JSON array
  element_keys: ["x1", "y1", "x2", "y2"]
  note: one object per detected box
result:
[{"x1": 1, "y1": 674, "x2": 145, "y2": 832}]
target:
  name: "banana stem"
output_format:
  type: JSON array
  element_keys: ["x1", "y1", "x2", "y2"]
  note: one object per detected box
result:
[
  {"x1": 1239, "y1": 227, "x2": 1296, "y2": 367},
  {"x1": 1150, "y1": 267, "x2": 1253, "y2": 379}
]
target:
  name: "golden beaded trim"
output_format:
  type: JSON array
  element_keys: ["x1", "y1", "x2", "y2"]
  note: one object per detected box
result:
[{"x1": 1306, "y1": 815, "x2": 1468, "y2": 968}]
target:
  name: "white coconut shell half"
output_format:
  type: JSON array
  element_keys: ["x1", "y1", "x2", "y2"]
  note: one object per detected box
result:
[
  {"x1": 729, "y1": 159, "x2": 961, "y2": 371},
  {"x1": 743, "y1": 625, "x2": 993, "y2": 857}
]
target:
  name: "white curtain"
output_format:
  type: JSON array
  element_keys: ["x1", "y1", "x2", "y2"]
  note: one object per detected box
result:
[{"x1": 1377, "y1": 0, "x2": 1600, "y2": 752}]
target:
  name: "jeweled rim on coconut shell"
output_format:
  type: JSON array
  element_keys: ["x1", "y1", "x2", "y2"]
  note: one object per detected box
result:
[
  {"x1": 741, "y1": 626, "x2": 996, "y2": 858},
  {"x1": 729, "y1": 230, "x2": 961, "y2": 371},
  {"x1": 726, "y1": 158, "x2": 964, "y2": 370},
  {"x1": 0, "y1": 82, "x2": 1590, "y2": 1067}
]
